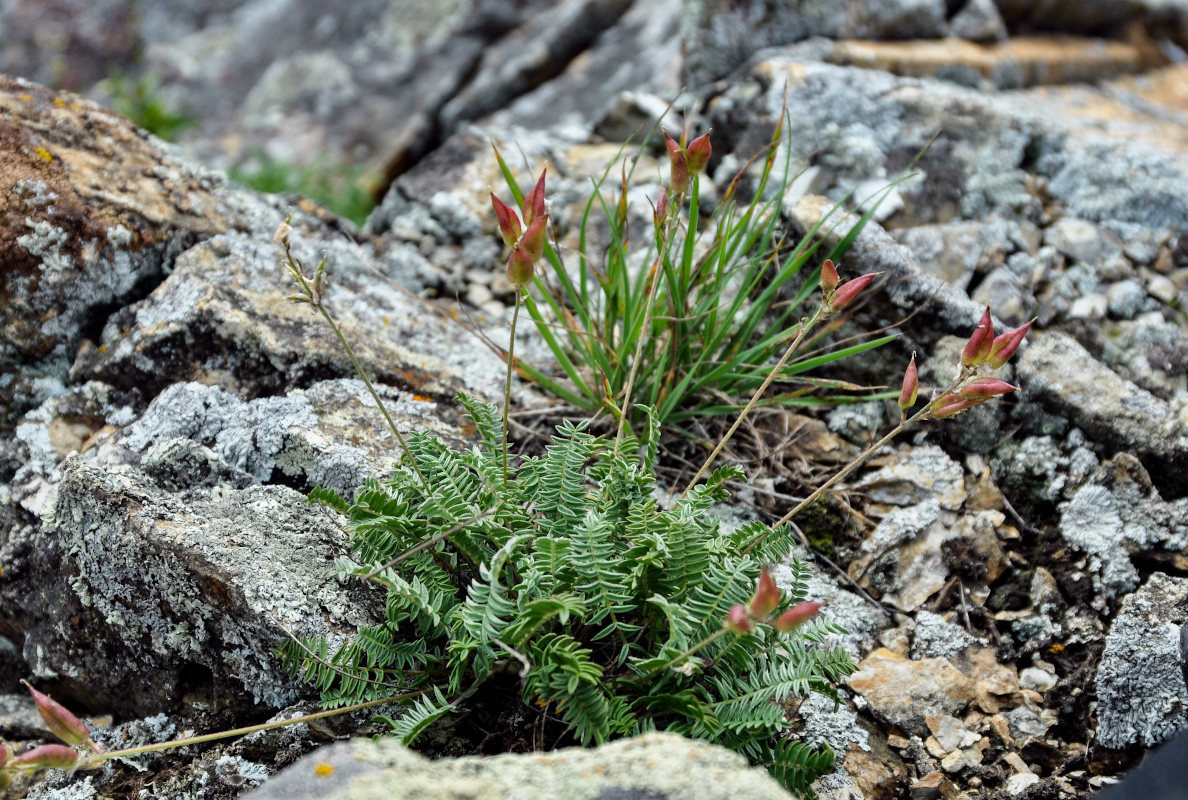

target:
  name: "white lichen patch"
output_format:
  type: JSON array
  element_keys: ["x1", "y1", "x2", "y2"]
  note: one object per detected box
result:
[{"x1": 18, "y1": 218, "x2": 73, "y2": 272}]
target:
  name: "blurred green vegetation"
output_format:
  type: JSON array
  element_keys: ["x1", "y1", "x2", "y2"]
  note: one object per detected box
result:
[
  {"x1": 230, "y1": 154, "x2": 381, "y2": 227},
  {"x1": 98, "y1": 70, "x2": 195, "y2": 142}
]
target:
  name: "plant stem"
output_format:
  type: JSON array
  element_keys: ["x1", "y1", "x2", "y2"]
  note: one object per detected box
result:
[
  {"x1": 739, "y1": 373, "x2": 973, "y2": 557},
  {"x1": 682, "y1": 305, "x2": 826, "y2": 495},
  {"x1": 641, "y1": 628, "x2": 731, "y2": 680},
  {"x1": 93, "y1": 691, "x2": 427, "y2": 762},
  {"x1": 317, "y1": 306, "x2": 430, "y2": 491},
  {"x1": 612, "y1": 188, "x2": 685, "y2": 457},
  {"x1": 503, "y1": 292, "x2": 522, "y2": 485}
]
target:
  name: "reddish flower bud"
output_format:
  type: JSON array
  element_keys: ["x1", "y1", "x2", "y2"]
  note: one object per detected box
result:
[
  {"x1": 828, "y1": 272, "x2": 880, "y2": 312},
  {"x1": 10, "y1": 743, "x2": 79, "y2": 771},
  {"x1": 685, "y1": 131, "x2": 712, "y2": 175},
  {"x1": 665, "y1": 132, "x2": 689, "y2": 195},
  {"x1": 490, "y1": 193, "x2": 522, "y2": 249},
  {"x1": 772, "y1": 601, "x2": 822, "y2": 632},
  {"x1": 725, "y1": 604, "x2": 754, "y2": 634},
  {"x1": 0, "y1": 743, "x2": 9, "y2": 768},
  {"x1": 23, "y1": 681, "x2": 90, "y2": 748},
  {"x1": 522, "y1": 169, "x2": 547, "y2": 227},
  {"x1": 653, "y1": 186, "x2": 670, "y2": 231},
  {"x1": 987, "y1": 318, "x2": 1035, "y2": 369},
  {"x1": 819, "y1": 259, "x2": 839, "y2": 296},
  {"x1": 749, "y1": 567, "x2": 781, "y2": 618},
  {"x1": 898, "y1": 354, "x2": 918, "y2": 411},
  {"x1": 520, "y1": 214, "x2": 548, "y2": 264},
  {"x1": 961, "y1": 308, "x2": 995, "y2": 367},
  {"x1": 507, "y1": 246, "x2": 535, "y2": 290},
  {"x1": 929, "y1": 394, "x2": 977, "y2": 419},
  {"x1": 957, "y1": 377, "x2": 1017, "y2": 401}
]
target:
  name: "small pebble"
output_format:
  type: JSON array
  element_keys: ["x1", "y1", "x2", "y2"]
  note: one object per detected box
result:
[
  {"x1": 1008, "y1": 773, "x2": 1041, "y2": 795},
  {"x1": 1148, "y1": 275, "x2": 1178, "y2": 303},
  {"x1": 1068, "y1": 294, "x2": 1108, "y2": 319}
]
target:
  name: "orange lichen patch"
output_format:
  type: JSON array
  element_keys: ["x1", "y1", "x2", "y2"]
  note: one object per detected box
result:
[
  {"x1": 411, "y1": 394, "x2": 434, "y2": 403},
  {"x1": 1049, "y1": 643, "x2": 1065, "y2": 654},
  {"x1": 314, "y1": 762, "x2": 334, "y2": 777},
  {"x1": 17, "y1": 93, "x2": 32, "y2": 101}
]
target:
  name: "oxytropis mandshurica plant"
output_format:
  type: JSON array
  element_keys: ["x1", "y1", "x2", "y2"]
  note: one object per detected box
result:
[{"x1": 10, "y1": 143, "x2": 1032, "y2": 798}]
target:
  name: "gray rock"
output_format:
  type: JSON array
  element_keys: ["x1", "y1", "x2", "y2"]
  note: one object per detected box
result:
[
  {"x1": 3, "y1": 456, "x2": 377, "y2": 715},
  {"x1": 1043, "y1": 218, "x2": 1123, "y2": 271},
  {"x1": 1096, "y1": 573, "x2": 1188, "y2": 749},
  {"x1": 949, "y1": 0, "x2": 1008, "y2": 42},
  {"x1": 1016, "y1": 332, "x2": 1188, "y2": 495},
  {"x1": 246, "y1": 733, "x2": 797, "y2": 800},
  {"x1": 1058, "y1": 454, "x2": 1188, "y2": 600},
  {"x1": 0, "y1": 77, "x2": 225, "y2": 417},
  {"x1": 912, "y1": 610, "x2": 982, "y2": 659},
  {"x1": 1107, "y1": 279, "x2": 1150, "y2": 320},
  {"x1": 683, "y1": 0, "x2": 949, "y2": 85},
  {"x1": 1100, "y1": 314, "x2": 1188, "y2": 398}
]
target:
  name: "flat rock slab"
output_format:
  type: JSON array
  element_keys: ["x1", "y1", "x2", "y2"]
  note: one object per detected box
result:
[
  {"x1": 2, "y1": 455, "x2": 376, "y2": 716},
  {"x1": 247, "y1": 733, "x2": 795, "y2": 800},
  {"x1": 847, "y1": 648, "x2": 976, "y2": 735}
]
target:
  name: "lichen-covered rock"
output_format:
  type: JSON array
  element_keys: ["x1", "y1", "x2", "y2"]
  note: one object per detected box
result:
[
  {"x1": 1016, "y1": 332, "x2": 1188, "y2": 496},
  {"x1": 1057, "y1": 454, "x2": 1188, "y2": 601},
  {"x1": 247, "y1": 733, "x2": 796, "y2": 800},
  {"x1": 1095, "y1": 573, "x2": 1188, "y2": 749},
  {"x1": 1, "y1": 456, "x2": 377, "y2": 715},
  {"x1": 0, "y1": 76, "x2": 226, "y2": 416},
  {"x1": 71, "y1": 217, "x2": 506, "y2": 407}
]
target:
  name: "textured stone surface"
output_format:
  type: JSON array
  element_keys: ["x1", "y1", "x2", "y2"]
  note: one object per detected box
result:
[
  {"x1": 847, "y1": 648, "x2": 976, "y2": 735},
  {"x1": 247, "y1": 733, "x2": 796, "y2": 800},
  {"x1": 0, "y1": 75, "x2": 224, "y2": 378},
  {"x1": 1, "y1": 455, "x2": 377, "y2": 715},
  {"x1": 1095, "y1": 573, "x2": 1188, "y2": 749}
]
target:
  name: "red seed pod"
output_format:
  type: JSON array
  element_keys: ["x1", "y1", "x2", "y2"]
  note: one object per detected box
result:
[
  {"x1": 522, "y1": 169, "x2": 548, "y2": 227},
  {"x1": 490, "y1": 193, "x2": 522, "y2": 249},
  {"x1": 685, "y1": 131, "x2": 712, "y2": 175},
  {"x1": 771, "y1": 601, "x2": 822, "y2": 633},
  {"x1": 987, "y1": 319, "x2": 1035, "y2": 369},
  {"x1": 725, "y1": 604, "x2": 754, "y2": 634},
  {"x1": 10, "y1": 743, "x2": 79, "y2": 771},
  {"x1": 898, "y1": 354, "x2": 919, "y2": 411},
  {"x1": 957, "y1": 377, "x2": 1017, "y2": 401},
  {"x1": 930, "y1": 394, "x2": 977, "y2": 419},
  {"x1": 520, "y1": 214, "x2": 548, "y2": 264},
  {"x1": 961, "y1": 308, "x2": 995, "y2": 367},
  {"x1": 819, "y1": 259, "x2": 840, "y2": 296},
  {"x1": 749, "y1": 567, "x2": 781, "y2": 619},
  {"x1": 506, "y1": 246, "x2": 535, "y2": 290},
  {"x1": 23, "y1": 681, "x2": 90, "y2": 747},
  {"x1": 653, "y1": 186, "x2": 670, "y2": 232},
  {"x1": 0, "y1": 742, "x2": 10, "y2": 768},
  {"x1": 828, "y1": 273, "x2": 880, "y2": 312},
  {"x1": 665, "y1": 131, "x2": 689, "y2": 195}
]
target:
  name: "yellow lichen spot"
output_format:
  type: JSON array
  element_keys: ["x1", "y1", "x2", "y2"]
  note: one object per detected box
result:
[
  {"x1": 533, "y1": 698, "x2": 548, "y2": 709},
  {"x1": 1049, "y1": 643, "x2": 1065, "y2": 654},
  {"x1": 52, "y1": 97, "x2": 66, "y2": 108},
  {"x1": 313, "y1": 762, "x2": 334, "y2": 778},
  {"x1": 17, "y1": 93, "x2": 32, "y2": 102},
  {"x1": 381, "y1": 317, "x2": 389, "y2": 324},
  {"x1": 36, "y1": 146, "x2": 52, "y2": 164},
  {"x1": 97, "y1": 345, "x2": 108, "y2": 353}
]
